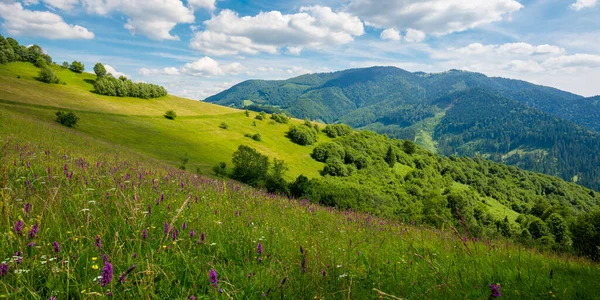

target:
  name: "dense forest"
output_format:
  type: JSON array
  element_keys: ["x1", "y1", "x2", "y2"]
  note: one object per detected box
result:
[
  {"x1": 215, "y1": 122, "x2": 600, "y2": 260},
  {"x1": 205, "y1": 67, "x2": 600, "y2": 190}
]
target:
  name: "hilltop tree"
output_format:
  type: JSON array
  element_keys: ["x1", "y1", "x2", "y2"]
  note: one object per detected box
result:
[
  {"x1": 69, "y1": 61, "x2": 85, "y2": 73},
  {"x1": 231, "y1": 145, "x2": 270, "y2": 186},
  {"x1": 94, "y1": 63, "x2": 107, "y2": 77},
  {"x1": 37, "y1": 67, "x2": 59, "y2": 84}
]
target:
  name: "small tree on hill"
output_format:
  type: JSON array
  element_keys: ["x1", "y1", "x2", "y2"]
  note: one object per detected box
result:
[
  {"x1": 34, "y1": 57, "x2": 47, "y2": 68},
  {"x1": 61, "y1": 61, "x2": 69, "y2": 68},
  {"x1": 164, "y1": 110, "x2": 177, "y2": 120},
  {"x1": 94, "y1": 63, "x2": 107, "y2": 77},
  {"x1": 287, "y1": 125, "x2": 318, "y2": 146},
  {"x1": 231, "y1": 145, "x2": 270, "y2": 186},
  {"x1": 55, "y1": 111, "x2": 79, "y2": 128},
  {"x1": 38, "y1": 67, "x2": 59, "y2": 84},
  {"x1": 69, "y1": 60, "x2": 85, "y2": 73}
]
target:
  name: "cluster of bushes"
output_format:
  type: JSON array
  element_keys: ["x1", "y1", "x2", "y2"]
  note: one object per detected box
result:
[
  {"x1": 91, "y1": 62, "x2": 167, "y2": 99},
  {"x1": 244, "y1": 133, "x2": 262, "y2": 141},
  {"x1": 0, "y1": 35, "x2": 51, "y2": 65},
  {"x1": 255, "y1": 111, "x2": 267, "y2": 120},
  {"x1": 323, "y1": 124, "x2": 353, "y2": 138},
  {"x1": 55, "y1": 111, "x2": 79, "y2": 128},
  {"x1": 38, "y1": 68, "x2": 60, "y2": 84},
  {"x1": 270, "y1": 112, "x2": 290, "y2": 124}
]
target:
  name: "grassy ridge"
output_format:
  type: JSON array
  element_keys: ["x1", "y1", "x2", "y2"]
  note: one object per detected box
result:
[
  {"x1": 0, "y1": 62, "x2": 326, "y2": 179},
  {"x1": 1, "y1": 109, "x2": 599, "y2": 299}
]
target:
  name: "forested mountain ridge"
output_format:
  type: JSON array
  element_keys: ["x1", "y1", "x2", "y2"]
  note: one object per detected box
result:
[{"x1": 205, "y1": 67, "x2": 600, "y2": 190}]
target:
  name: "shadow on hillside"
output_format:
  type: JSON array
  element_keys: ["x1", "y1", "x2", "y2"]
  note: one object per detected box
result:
[{"x1": 84, "y1": 79, "x2": 96, "y2": 85}]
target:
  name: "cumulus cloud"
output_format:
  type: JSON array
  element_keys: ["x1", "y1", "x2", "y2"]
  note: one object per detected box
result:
[
  {"x1": 187, "y1": 0, "x2": 216, "y2": 11},
  {"x1": 139, "y1": 57, "x2": 243, "y2": 78},
  {"x1": 404, "y1": 28, "x2": 426, "y2": 43},
  {"x1": 570, "y1": 0, "x2": 597, "y2": 10},
  {"x1": 346, "y1": 0, "x2": 523, "y2": 35},
  {"x1": 380, "y1": 28, "x2": 401, "y2": 41},
  {"x1": 0, "y1": 2, "x2": 94, "y2": 39},
  {"x1": 80, "y1": 0, "x2": 196, "y2": 40},
  {"x1": 442, "y1": 42, "x2": 565, "y2": 58},
  {"x1": 190, "y1": 6, "x2": 364, "y2": 55},
  {"x1": 104, "y1": 65, "x2": 129, "y2": 78}
]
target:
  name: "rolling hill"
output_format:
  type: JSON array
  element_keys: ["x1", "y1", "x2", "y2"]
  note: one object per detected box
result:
[{"x1": 205, "y1": 67, "x2": 600, "y2": 190}]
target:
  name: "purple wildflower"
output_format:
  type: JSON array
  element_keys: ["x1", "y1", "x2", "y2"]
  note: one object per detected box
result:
[
  {"x1": 322, "y1": 269, "x2": 326, "y2": 276},
  {"x1": 0, "y1": 263, "x2": 8, "y2": 276},
  {"x1": 119, "y1": 265, "x2": 137, "y2": 284},
  {"x1": 52, "y1": 241, "x2": 60, "y2": 253},
  {"x1": 28, "y1": 242, "x2": 36, "y2": 247},
  {"x1": 28, "y1": 223, "x2": 39, "y2": 239},
  {"x1": 14, "y1": 220, "x2": 24, "y2": 235},
  {"x1": 200, "y1": 232, "x2": 205, "y2": 243},
  {"x1": 95, "y1": 235, "x2": 102, "y2": 251},
  {"x1": 190, "y1": 230, "x2": 195, "y2": 238},
  {"x1": 182, "y1": 223, "x2": 187, "y2": 230},
  {"x1": 142, "y1": 229, "x2": 148, "y2": 239},
  {"x1": 172, "y1": 229, "x2": 179, "y2": 240},
  {"x1": 15, "y1": 252, "x2": 22, "y2": 264},
  {"x1": 190, "y1": 296, "x2": 197, "y2": 300},
  {"x1": 490, "y1": 284, "x2": 502, "y2": 298},
  {"x1": 49, "y1": 297, "x2": 57, "y2": 300},
  {"x1": 147, "y1": 204, "x2": 151, "y2": 215},
  {"x1": 257, "y1": 243, "x2": 263, "y2": 255},
  {"x1": 164, "y1": 222, "x2": 170, "y2": 234},
  {"x1": 100, "y1": 261, "x2": 113, "y2": 287},
  {"x1": 301, "y1": 256, "x2": 307, "y2": 273},
  {"x1": 209, "y1": 269, "x2": 218, "y2": 288},
  {"x1": 24, "y1": 203, "x2": 31, "y2": 215}
]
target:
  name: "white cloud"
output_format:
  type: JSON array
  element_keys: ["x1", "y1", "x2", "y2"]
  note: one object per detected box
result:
[
  {"x1": 0, "y1": 2, "x2": 94, "y2": 39},
  {"x1": 81, "y1": 0, "x2": 196, "y2": 40},
  {"x1": 404, "y1": 28, "x2": 426, "y2": 43},
  {"x1": 441, "y1": 42, "x2": 565, "y2": 58},
  {"x1": 141, "y1": 57, "x2": 244, "y2": 78},
  {"x1": 42, "y1": 0, "x2": 80, "y2": 11},
  {"x1": 380, "y1": 28, "x2": 401, "y2": 41},
  {"x1": 346, "y1": 0, "x2": 523, "y2": 35},
  {"x1": 541, "y1": 54, "x2": 600, "y2": 69},
  {"x1": 190, "y1": 6, "x2": 364, "y2": 55},
  {"x1": 104, "y1": 64, "x2": 129, "y2": 78},
  {"x1": 187, "y1": 0, "x2": 216, "y2": 11},
  {"x1": 286, "y1": 66, "x2": 313, "y2": 75},
  {"x1": 570, "y1": 0, "x2": 597, "y2": 10}
]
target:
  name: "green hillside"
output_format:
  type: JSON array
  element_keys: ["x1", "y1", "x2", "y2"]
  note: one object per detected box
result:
[
  {"x1": 205, "y1": 67, "x2": 600, "y2": 190},
  {"x1": 0, "y1": 62, "x2": 326, "y2": 180}
]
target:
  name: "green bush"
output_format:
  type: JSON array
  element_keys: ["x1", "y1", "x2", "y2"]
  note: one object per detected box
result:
[
  {"x1": 255, "y1": 111, "x2": 267, "y2": 120},
  {"x1": 271, "y1": 113, "x2": 290, "y2": 124},
  {"x1": 213, "y1": 162, "x2": 228, "y2": 177},
  {"x1": 38, "y1": 67, "x2": 59, "y2": 84},
  {"x1": 164, "y1": 110, "x2": 177, "y2": 120},
  {"x1": 231, "y1": 145, "x2": 270, "y2": 186},
  {"x1": 219, "y1": 122, "x2": 229, "y2": 129},
  {"x1": 323, "y1": 124, "x2": 353, "y2": 138},
  {"x1": 69, "y1": 60, "x2": 85, "y2": 73},
  {"x1": 55, "y1": 111, "x2": 79, "y2": 128},
  {"x1": 94, "y1": 75, "x2": 167, "y2": 99},
  {"x1": 245, "y1": 133, "x2": 262, "y2": 141},
  {"x1": 287, "y1": 125, "x2": 318, "y2": 146},
  {"x1": 34, "y1": 57, "x2": 46, "y2": 68}
]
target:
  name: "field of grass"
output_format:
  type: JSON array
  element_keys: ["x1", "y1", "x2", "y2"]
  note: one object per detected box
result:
[
  {"x1": 0, "y1": 62, "x2": 326, "y2": 179},
  {"x1": 2, "y1": 107, "x2": 600, "y2": 299}
]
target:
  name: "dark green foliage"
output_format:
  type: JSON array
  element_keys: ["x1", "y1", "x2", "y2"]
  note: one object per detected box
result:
[
  {"x1": 94, "y1": 75, "x2": 167, "y2": 99},
  {"x1": 311, "y1": 142, "x2": 345, "y2": 162},
  {"x1": 323, "y1": 124, "x2": 353, "y2": 138},
  {"x1": 289, "y1": 175, "x2": 310, "y2": 198},
  {"x1": 69, "y1": 61, "x2": 85, "y2": 73},
  {"x1": 37, "y1": 67, "x2": 59, "y2": 84},
  {"x1": 265, "y1": 159, "x2": 289, "y2": 194},
  {"x1": 61, "y1": 61, "x2": 69, "y2": 68},
  {"x1": 287, "y1": 125, "x2": 318, "y2": 146},
  {"x1": 219, "y1": 122, "x2": 229, "y2": 129},
  {"x1": 244, "y1": 133, "x2": 262, "y2": 141},
  {"x1": 205, "y1": 66, "x2": 600, "y2": 191},
  {"x1": 270, "y1": 112, "x2": 290, "y2": 124},
  {"x1": 385, "y1": 145, "x2": 396, "y2": 168},
  {"x1": 244, "y1": 110, "x2": 250, "y2": 117},
  {"x1": 164, "y1": 110, "x2": 177, "y2": 120},
  {"x1": 213, "y1": 162, "x2": 228, "y2": 177},
  {"x1": 255, "y1": 111, "x2": 267, "y2": 120},
  {"x1": 34, "y1": 57, "x2": 47, "y2": 68},
  {"x1": 231, "y1": 145, "x2": 270, "y2": 186},
  {"x1": 0, "y1": 35, "x2": 51, "y2": 65},
  {"x1": 528, "y1": 218, "x2": 549, "y2": 239},
  {"x1": 94, "y1": 62, "x2": 107, "y2": 77},
  {"x1": 55, "y1": 111, "x2": 79, "y2": 128},
  {"x1": 179, "y1": 152, "x2": 189, "y2": 170},
  {"x1": 570, "y1": 210, "x2": 600, "y2": 260}
]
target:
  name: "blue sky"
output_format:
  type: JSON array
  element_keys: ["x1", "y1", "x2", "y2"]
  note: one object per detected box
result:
[{"x1": 1, "y1": 0, "x2": 599, "y2": 99}]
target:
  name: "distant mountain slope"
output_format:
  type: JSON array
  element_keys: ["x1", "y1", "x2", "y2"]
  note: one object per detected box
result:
[{"x1": 205, "y1": 67, "x2": 600, "y2": 190}]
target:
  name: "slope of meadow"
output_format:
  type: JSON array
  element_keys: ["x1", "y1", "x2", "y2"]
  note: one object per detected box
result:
[
  {"x1": 0, "y1": 62, "x2": 325, "y2": 179},
  {"x1": 2, "y1": 100, "x2": 600, "y2": 299}
]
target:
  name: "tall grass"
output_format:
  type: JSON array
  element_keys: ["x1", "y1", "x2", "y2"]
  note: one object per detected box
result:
[{"x1": 1, "y1": 108, "x2": 599, "y2": 299}]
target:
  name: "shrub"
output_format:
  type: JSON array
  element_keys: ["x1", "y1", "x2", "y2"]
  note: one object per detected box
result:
[
  {"x1": 55, "y1": 111, "x2": 79, "y2": 128},
  {"x1": 34, "y1": 57, "x2": 47, "y2": 68},
  {"x1": 219, "y1": 122, "x2": 229, "y2": 129},
  {"x1": 69, "y1": 61, "x2": 85, "y2": 73},
  {"x1": 245, "y1": 110, "x2": 250, "y2": 117},
  {"x1": 270, "y1": 113, "x2": 290, "y2": 124},
  {"x1": 245, "y1": 133, "x2": 262, "y2": 142},
  {"x1": 164, "y1": 110, "x2": 177, "y2": 120},
  {"x1": 287, "y1": 125, "x2": 318, "y2": 146},
  {"x1": 94, "y1": 63, "x2": 107, "y2": 77},
  {"x1": 213, "y1": 162, "x2": 228, "y2": 177},
  {"x1": 255, "y1": 111, "x2": 267, "y2": 120},
  {"x1": 61, "y1": 61, "x2": 69, "y2": 68},
  {"x1": 311, "y1": 142, "x2": 345, "y2": 162},
  {"x1": 38, "y1": 67, "x2": 59, "y2": 84},
  {"x1": 323, "y1": 124, "x2": 353, "y2": 138},
  {"x1": 231, "y1": 145, "x2": 270, "y2": 186}
]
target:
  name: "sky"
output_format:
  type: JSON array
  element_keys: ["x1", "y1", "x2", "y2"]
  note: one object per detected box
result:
[{"x1": 0, "y1": 0, "x2": 599, "y2": 99}]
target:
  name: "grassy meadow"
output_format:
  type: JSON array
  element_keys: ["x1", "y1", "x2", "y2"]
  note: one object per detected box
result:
[{"x1": 1, "y1": 62, "x2": 600, "y2": 299}]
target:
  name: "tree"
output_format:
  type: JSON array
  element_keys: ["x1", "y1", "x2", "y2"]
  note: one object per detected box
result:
[
  {"x1": 265, "y1": 159, "x2": 289, "y2": 194},
  {"x1": 385, "y1": 145, "x2": 396, "y2": 168},
  {"x1": 94, "y1": 63, "x2": 107, "y2": 77},
  {"x1": 61, "y1": 61, "x2": 69, "y2": 68},
  {"x1": 287, "y1": 125, "x2": 318, "y2": 146},
  {"x1": 69, "y1": 61, "x2": 85, "y2": 73},
  {"x1": 38, "y1": 67, "x2": 59, "y2": 84},
  {"x1": 34, "y1": 57, "x2": 46, "y2": 68},
  {"x1": 231, "y1": 145, "x2": 270, "y2": 186},
  {"x1": 213, "y1": 162, "x2": 228, "y2": 177},
  {"x1": 55, "y1": 111, "x2": 79, "y2": 127},
  {"x1": 290, "y1": 175, "x2": 310, "y2": 198}
]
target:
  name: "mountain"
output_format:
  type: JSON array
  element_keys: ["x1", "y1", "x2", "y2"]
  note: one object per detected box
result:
[{"x1": 205, "y1": 67, "x2": 600, "y2": 190}]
